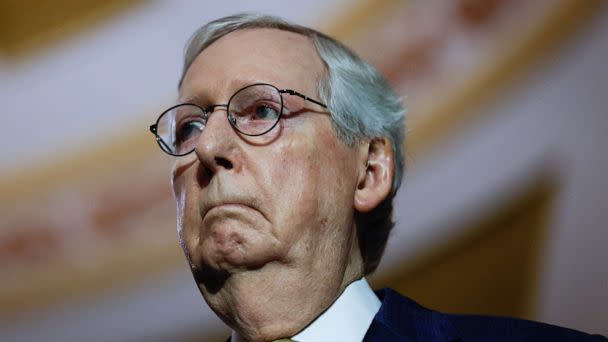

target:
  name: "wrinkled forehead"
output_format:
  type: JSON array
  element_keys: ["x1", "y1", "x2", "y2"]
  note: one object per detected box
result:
[{"x1": 180, "y1": 28, "x2": 326, "y2": 100}]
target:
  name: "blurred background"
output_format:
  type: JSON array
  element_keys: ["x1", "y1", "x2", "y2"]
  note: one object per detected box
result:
[{"x1": 0, "y1": 0, "x2": 606, "y2": 340}]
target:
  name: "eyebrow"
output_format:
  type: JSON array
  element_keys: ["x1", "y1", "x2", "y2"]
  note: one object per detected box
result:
[
  {"x1": 178, "y1": 93, "x2": 205, "y2": 105},
  {"x1": 178, "y1": 78, "x2": 274, "y2": 105}
]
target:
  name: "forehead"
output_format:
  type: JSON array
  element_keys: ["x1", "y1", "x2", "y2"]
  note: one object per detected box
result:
[{"x1": 180, "y1": 28, "x2": 325, "y2": 100}]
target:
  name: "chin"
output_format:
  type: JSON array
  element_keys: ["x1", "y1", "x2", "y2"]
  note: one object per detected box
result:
[
  {"x1": 195, "y1": 234, "x2": 279, "y2": 272},
  {"x1": 193, "y1": 214, "x2": 280, "y2": 268},
  {"x1": 190, "y1": 242, "x2": 279, "y2": 295}
]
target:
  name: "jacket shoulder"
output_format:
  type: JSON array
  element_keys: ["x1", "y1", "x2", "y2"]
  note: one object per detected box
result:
[
  {"x1": 369, "y1": 288, "x2": 606, "y2": 342},
  {"x1": 446, "y1": 312, "x2": 607, "y2": 341}
]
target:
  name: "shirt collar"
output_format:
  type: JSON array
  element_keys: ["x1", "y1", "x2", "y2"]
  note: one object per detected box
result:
[
  {"x1": 230, "y1": 278, "x2": 380, "y2": 342},
  {"x1": 292, "y1": 277, "x2": 381, "y2": 342}
]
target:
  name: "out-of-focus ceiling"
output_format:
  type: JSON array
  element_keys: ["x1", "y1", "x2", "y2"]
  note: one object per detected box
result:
[
  {"x1": 1, "y1": 1, "x2": 607, "y2": 340},
  {"x1": 0, "y1": 0, "x2": 145, "y2": 58}
]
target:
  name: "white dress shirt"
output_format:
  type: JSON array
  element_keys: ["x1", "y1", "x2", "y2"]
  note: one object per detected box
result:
[
  {"x1": 293, "y1": 278, "x2": 381, "y2": 341},
  {"x1": 230, "y1": 278, "x2": 381, "y2": 342}
]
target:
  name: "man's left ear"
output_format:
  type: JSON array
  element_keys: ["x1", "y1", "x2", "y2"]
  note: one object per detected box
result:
[{"x1": 354, "y1": 137, "x2": 394, "y2": 213}]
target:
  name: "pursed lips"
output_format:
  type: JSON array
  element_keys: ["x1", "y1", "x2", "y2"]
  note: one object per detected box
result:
[
  {"x1": 200, "y1": 200, "x2": 259, "y2": 221},
  {"x1": 208, "y1": 203, "x2": 252, "y2": 214}
]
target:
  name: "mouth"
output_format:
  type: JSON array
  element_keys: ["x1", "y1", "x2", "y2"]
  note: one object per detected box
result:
[
  {"x1": 199, "y1": 196, "x2": 268, "y2": 221},
  {"x1": 211, "y1": 203, "x2": 253, "y2": 211},
  {"x1": 205, "y1": 203, "x2": 255, "y2": 218}
]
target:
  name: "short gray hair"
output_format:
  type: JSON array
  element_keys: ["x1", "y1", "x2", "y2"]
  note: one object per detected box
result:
[{"x1": 180, "y1": 13, "x2": 406, "y2": 274}]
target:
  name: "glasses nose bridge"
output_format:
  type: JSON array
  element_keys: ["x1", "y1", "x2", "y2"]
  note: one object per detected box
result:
[
  {"x1": 204, "y1": 104, "x2": 228, "y2": 119},
  {"x1": 201, "y1": 104, "x2": 234, "y2": 134},
  {"x1": 198, "y1": 103, "x2": 231, "y2": 140}
]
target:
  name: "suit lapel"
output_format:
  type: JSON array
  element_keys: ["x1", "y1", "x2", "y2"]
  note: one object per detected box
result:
[{"x1": 364, "y1": 288, "x2": 459, "y2": 342}]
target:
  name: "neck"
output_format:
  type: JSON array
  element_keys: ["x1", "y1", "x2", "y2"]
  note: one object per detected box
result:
[{"x1": 203, "y1": 234, "x2": 364, "y2": 342}]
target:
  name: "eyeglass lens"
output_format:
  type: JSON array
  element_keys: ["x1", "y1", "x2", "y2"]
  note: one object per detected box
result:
[{"x1": 155, "y1": 84, "x2": 283, "y2": 156}]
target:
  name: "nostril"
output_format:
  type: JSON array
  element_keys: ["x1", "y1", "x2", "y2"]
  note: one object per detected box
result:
[
  {"x1": 196, "y1": 166, "x2": 212, "y2": 188},
  {"x1": 214, "y1": 156, "x2": 233, "y2": 170}
]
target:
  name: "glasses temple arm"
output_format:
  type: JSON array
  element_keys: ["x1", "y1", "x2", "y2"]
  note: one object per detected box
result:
[
  {"x1": 150, "y1": 124, "x2": 178, "y2": 155},
  {"x1": 281, "y1": 89, "x2": 327, "y2": 108}
]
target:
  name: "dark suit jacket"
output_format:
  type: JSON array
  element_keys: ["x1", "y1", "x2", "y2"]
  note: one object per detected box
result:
[{"x1": 364, "y1": 288, "x2": 607, "y2": 341}]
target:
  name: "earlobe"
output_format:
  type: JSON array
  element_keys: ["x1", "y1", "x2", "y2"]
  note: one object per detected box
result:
[{"x1": 354, "y1": 138, "x2": 394, "y2": 213}]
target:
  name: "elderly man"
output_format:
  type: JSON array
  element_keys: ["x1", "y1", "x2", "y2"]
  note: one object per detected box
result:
[{"x1": 150, "y1": 13, "x2": 606, "y2": 342}]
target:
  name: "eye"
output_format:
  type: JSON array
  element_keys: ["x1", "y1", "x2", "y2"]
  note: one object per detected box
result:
[
  {"x1": 231, "y1": 101, "x2": 281, "y2": 122},
  {"x1": 252, "y1": 104, "x2": 279, "y2": 120},
  {"x1": 175, "y1": 119, "x2": 204, "y2": 146}
]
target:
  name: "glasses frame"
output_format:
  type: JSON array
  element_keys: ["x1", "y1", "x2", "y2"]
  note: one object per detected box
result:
[{"x1": 149, "y1": 83, "x2": 327, "y2": 156}]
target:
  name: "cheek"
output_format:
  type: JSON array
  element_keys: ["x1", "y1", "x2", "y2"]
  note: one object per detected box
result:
[
  {"x1": 274, "y1": 126, "x2": 352, "y2": 189},
  {"x1": 266, "y1": 126, "x2": 352, "y2": 236},
  {"x1": 273, "y1": 142, "x2": 317, "y2": 188},
  {"x1": 173, "y1": 167, "x2": 201, "y2": 249},
  {"x1": 267, "y1": 136, "x2": 320, "y2": 231},
  {"x1": 171, "y1": 173, "x2": 186, "y2": 231}
]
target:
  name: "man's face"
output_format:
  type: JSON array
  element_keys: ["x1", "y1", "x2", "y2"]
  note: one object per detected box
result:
[{"x1": 173, "y1": 29, "x2": 362, "y2": 292}]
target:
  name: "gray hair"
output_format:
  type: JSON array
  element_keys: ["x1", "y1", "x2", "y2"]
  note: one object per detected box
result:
[{"x1": 179, "y1": 13, "x2": 406, "y2": 274}]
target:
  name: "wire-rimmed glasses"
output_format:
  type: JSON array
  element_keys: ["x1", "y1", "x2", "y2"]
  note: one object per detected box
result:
[{"x1": 149, "y1": 83, "x2": 327, "y2": 156}]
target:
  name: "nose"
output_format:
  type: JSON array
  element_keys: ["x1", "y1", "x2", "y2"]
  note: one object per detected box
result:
[{"x1": 194, "y1": 106, "x2": 238, "y2": 177}]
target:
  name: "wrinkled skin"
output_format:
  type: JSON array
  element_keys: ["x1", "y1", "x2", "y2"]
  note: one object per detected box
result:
[{"x1": 172, "y1": 28, "x2": 393, "y2": 342}]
